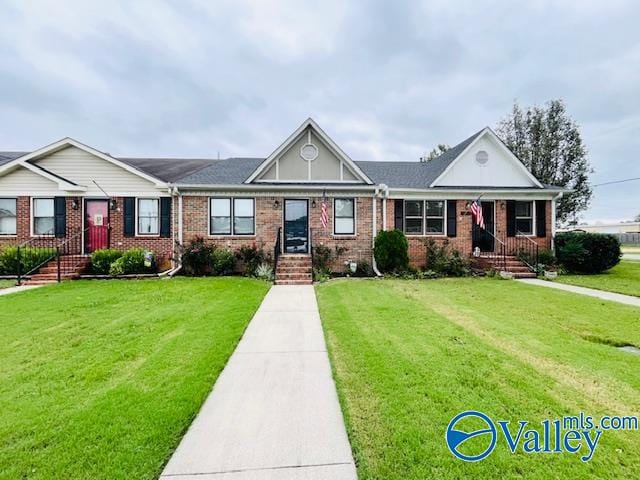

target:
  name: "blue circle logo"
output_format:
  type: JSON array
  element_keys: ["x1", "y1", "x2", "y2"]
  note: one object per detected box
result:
[{"x1": 446, "y1": 411, "x2": 497, "y2": 462}]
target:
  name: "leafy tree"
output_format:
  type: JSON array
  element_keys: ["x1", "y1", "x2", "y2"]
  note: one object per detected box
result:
[
  {"x1": 496, "y1": 99, "x2": 593, "y2": 223},
  {"x1": 635, "y1": 213, "x2": 640, "y2": 222},
  {"x1": 421, "y1": 144, "x2": 450, "y2": 162}
]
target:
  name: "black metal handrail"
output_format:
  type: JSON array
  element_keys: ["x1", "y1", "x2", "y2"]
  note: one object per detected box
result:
[
  {"x1": 273, "y1": 227, "x2": 282, "y2": 273},
  {"x1": 475, "y1": 228, "x2": 507, "y2": 271},
  {"x1": 17, "y1": 229, "x2": 58, "y2": 283},
  {"x1": 309, "y1": 227, "x2": 314, "y2": 267},
  {"x1": 508, "y1": 231, "x2": 539, "y2": 271},
  {"x1": 55, "y1": 227, "x2": 89, "y2": 282}
]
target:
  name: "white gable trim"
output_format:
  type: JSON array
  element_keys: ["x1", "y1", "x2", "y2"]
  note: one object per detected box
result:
[
  {"x1": 0, "y1": 160, "x2": 87, "y2": 192},
  {"x1": 0, "y1": 137, "x2": 168, "y2": 188},
  {"x1": 429, "y1": 127, "x2": 544, "y2": 188},
  {"x1": 244, "y1": 118, "x2": 373, "y2": 184}
]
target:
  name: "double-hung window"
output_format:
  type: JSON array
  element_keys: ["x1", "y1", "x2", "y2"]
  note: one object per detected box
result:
[
  {"x1": 515, "y1": 201, "x2": 534, "y2": 235},
  {"x1": 404, "y1": 200, "x2": 423, "y2": 235},
  {"x1": 137, "y1": 198, "x2": 159, "y2": 235},
  {"x1": 0, "y1": 198, "x2": 17, "y2": 235},
  {"x1": 425, "y1": 201, "x2": 445, "y2": 234},
  {"x1": 334, "y1": 198, "x2": 355, "y2": 235},
  {"x1": 210, "y1": 198, "x2": 255, "y2": 235},
  {"x1": 33, "y1": 198, "x2": 54, "y2": 235}
]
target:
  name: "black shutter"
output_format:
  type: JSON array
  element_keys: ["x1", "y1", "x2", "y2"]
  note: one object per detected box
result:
[
  {"x1": 123, "y1": 197, "x2": 135, "y2": 237},
  {"x1": 536, "y1": 200, "x2": 546, "y2": 238},
  {"x1": 394, "y1": 199, "x2": 404, "y2": 231},
  {"x1": 54, "y1": 197, "x2": 66, "y2": 238},
  {"x1": 446, "y1": 200, "x2": 457, "y2": 237},
  {"x1": 506, "y1": 200, "x2": 516, "y2": 237},
  {"x1": 160, "y1": 197, "x2": 171, "y2": 238}
]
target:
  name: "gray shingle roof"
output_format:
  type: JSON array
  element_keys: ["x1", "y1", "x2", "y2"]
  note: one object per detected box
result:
[
  {"x1": 0, "y1": 151, "x2": 26, "y2": 166},
  {"x1": 174, "y1": 158, "x2": 264, "y2": 185},
  {"x1": 118, "y1": 157, "x2": 216, "y2": 183}
]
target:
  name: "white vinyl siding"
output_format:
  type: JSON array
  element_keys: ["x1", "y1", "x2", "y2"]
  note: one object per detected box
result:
[
  {"x1": 0, "y1": 167, "x2": 60, "y2": 195},
  {"x1": 0, "y1": 198, "x2": 17, "y2": 235}
]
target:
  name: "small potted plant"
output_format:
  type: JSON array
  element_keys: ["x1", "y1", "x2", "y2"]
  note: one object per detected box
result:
[
  {"x1": 543, "y1": 266, "x2": 558, "y2": 280},
  {"x1": 499, "y1": 270, "x2": 514, "y2": 280}
]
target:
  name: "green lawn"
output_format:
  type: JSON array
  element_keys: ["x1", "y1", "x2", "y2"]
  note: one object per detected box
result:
[
  {"x1": 0, "y1": 277, "x2": 269, "y2": 480},
  {"x1": 0, "y1": 279, "x2": 15, "y2": 290},
  {"x1": 556, "y1": 261, "x2": 640, "y2": 297},
  {"x1": 317, "y1": 278, "x2": 640, "y2": 479}
]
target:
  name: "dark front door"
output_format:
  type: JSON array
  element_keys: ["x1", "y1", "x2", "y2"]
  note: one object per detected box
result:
[
  {"x1": 85, "y1": 199, "x2": 110, "y2": 253},
  {"x1": 472, "y1": 201, "x2": 495, "y2": 252},
  {"x1": 284, "y1": 199, "x2": 308, "y2": 254}
]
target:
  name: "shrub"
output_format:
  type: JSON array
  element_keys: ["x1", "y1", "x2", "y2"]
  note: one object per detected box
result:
[
  {"x1": 0, "y1": 246, "x2": 56, "y2": 275},
  {"x1": 374, "y1": 230, "x2": 409, "y2": 273},
  {"x1": 311, "y1": 245, "x2": 348, "y2": 281},
  {"x1": 555, "y1": 232, "x2": 621, "y2": 273},
  {"x1": 181, "y1": 237, "x2": 215, "y2": 276},
  {"x1": 237, "y1": 244, "x2": 266, "y2": 276},
  {"x1": 255, "y1": 262, "x2": 273, "y2": 280},
  {"x1": 212, "y1": 249, "x2": 236, "y2": 276},
  {"x1": 353, "y1": 261, "x2": 373, "y2": 277},
  {"x1": 91, "y1": 249, "x2": 123, "y2": 275},
  {"x1": 109, "y1": 257, "x2": 125, "y2": 276},
  {"x1": 424, "y1": 239, "x2": 470, "y2": 277},
  {"x1": 109, "y1": 248, "x2": 155, "y2": 276}
]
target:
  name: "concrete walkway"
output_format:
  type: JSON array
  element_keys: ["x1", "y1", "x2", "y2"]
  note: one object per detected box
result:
[
  {"x1": 518, "y1": 278, "x2": 640, "y2": 307},
  {"x1": 0, "y1": 285, "x2": 41, "y2": 296},
  {"x1": 161, "y1": 285, "x2": 356, "y2": 480}
]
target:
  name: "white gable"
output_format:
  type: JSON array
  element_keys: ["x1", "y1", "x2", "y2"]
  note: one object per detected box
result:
[
  {"x1": 0, "y1": 165, "x2": 60, "y2": 195},
  {"x1": 33, "y1": 146, "x2": 164, "y2": 196},
  {"x1": 246, "y1": 118, "x2": 372, "y2": 184},
  {"x1": 432, "y1": 130, "x2": 542, "y2": 188}
]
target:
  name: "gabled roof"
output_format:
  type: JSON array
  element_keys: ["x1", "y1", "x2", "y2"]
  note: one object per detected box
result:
[
  {"x1": 175, "y1": 158, "x2": 264, "y2": 185},
  {"x1": 0, "y1": 138, "x2": 168, "y2": 187},
  {"x1": 244, "y1": 118, "x2": 373, "y2": 184}
]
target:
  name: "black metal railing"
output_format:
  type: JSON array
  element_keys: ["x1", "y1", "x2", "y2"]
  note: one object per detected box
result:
[
  {"x1": 55, "y1": 227, "x2": 89, "y2": 281},
  {"x1": 17, "y1": 227, "x2": 86, "y2": 284},
  {"x1": 507, "y1": 231, "x2": 539, "y2": 271},
  {"x1": 309, "y1": 227, "x2": 314, "y2": 266},
  {"x1": 475, "y1": 228, "x2": 507, "y2": 271},
  {"x1": 273, "y1": 227, "x2": 282, "y2": 272}
]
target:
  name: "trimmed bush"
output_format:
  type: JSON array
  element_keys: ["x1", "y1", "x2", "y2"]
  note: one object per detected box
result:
[
  {"x1": 108, "y1": 248, "x2": 155, "y2": 276},
  {"x1": 0, "y1": 247, "x2": 56, "y2": 276},
  {"x1": 91, "y1": 249, "x2": 123, "y2": 275},
  {"x1": 212, "y1": 249, "x2": 236, "y2": 276},
  {"x1": 555, "y1": 231, "x2": 621, "y2": 273},
  {"x1": 237, "y1": 244, "x2": 266, "y2": 276},
  {"x1": 374, "y1": 230, "x2": 409, "y2": 273},
  {"x1": 181, "y1": 237, "x2": 215, "y2": 276}
]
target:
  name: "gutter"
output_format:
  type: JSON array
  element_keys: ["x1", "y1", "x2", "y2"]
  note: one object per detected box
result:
[
  {"x1": 174, "y1": 183, "x2": 378, "y2": 192},
  {"x1": 371, "y1": 185, "x2": 383, "y2": 277}
]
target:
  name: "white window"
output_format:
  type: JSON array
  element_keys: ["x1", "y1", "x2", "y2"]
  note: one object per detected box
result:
[
  {"x1": 334, "y1": 198, "x2": 355, "y2": 235},
  {"x1": 137, "y1": 198, "x2": 159, "y2": 235},
  {"x1": 425, "y1": 201, "x2": 445, "y2": 234},
  {"x1": 404, "y1": 200, "x2": 423, "y2": 235},
  {"x1": 33, "y1": 198, "x2": 54, "y2": 235},
  {"x1": 233, "y1": 198, "x2": 255, "y2": 235},
  {"x1": 210, "y1": 198, "x2": 255, "y2": 235},
  {"x1": 515, "y1": 201, "x2": 534, "y2": 235},
  {"x1": 0, "y1": 198, "x2": 17, "y2": 235}
]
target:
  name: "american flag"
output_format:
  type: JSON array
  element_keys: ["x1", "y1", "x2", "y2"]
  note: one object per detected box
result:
[
  {"x1": 321, "y1": 192, "x2": 328, "y2": 230},
  {"x1": 470, "y1": 198, "x2": 485, "y2": 230}
]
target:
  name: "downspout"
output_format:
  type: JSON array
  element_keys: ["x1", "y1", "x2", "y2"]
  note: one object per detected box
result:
[
  {"x1": 371, "y1": 186, "x2": 383, "y2": 277},
  {"x1": 380, "y1": 183, "x2": 389, "y2": 230},
  {"x1": 160, "y1": 186, "x2": 183, "y2": 277}
]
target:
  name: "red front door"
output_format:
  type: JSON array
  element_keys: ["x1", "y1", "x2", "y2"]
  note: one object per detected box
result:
[{"x1": 85, "y1": 200, "x2": 110, "y2": 253}]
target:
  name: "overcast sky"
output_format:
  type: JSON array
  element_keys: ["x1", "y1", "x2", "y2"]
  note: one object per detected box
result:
[{"x1": 1, "y1": 0, "x2": 639, "y2": 222}]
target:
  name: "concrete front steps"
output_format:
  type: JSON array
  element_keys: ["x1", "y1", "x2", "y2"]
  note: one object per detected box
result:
[
  {"x1": 275, "y1": 254, "x2": 313, "y2": 285},
  {"x1": 475, "y1": 254, "x2": 537, "y2": 279},
  {"x1": 24, "y1": 255, "x2": 90, "y2": 285}
]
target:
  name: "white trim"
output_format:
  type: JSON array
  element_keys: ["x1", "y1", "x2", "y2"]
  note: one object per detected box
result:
[
  {"x1": 0, "y1": 137, "x2": 168, "y2": 188},
  {"x1": 514, "y1": 200, "x2": 536, "y2": 236},
  {"x1": 0, "y1": 197, "x2": 18, "y2": 236},
  {"x1": 402, "y1": 199, "x2": 447, "y2": 237},
  {"x1": 30, "y1": 197, "x2": 55, "y2": 237},
  {"x1": 244, "y1": 118, "x2": 373, "y2": 185},
  {"x1": 282, "y1": 198, "x2": 310, "y2": 254},
  {"x1": 207, "y1": 196, "x2": 256, "y2": 237},
  {"x1": 429, "y1": 127, "x2": 544, "y2": 188},
  {"x1": 135, "y1": 197, "x2": 161, "y2": 237},
  {"x1": 332, "y1": 197, "x2": 357, "y2": 236}
]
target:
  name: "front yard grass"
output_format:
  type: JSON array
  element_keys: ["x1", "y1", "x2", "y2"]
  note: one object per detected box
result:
[
  {"x1": 0, "y1": 277, "x2": 269, "y2": 480},
  {"x1": 317, "y1": 278, "x2": 640, "y2": 479},
  {"x1": 556, "y1": 260, "x2": 640, "y2": 297},
  {"x1": 0, "y1": 279, "x2": 15, "y2": 290}
]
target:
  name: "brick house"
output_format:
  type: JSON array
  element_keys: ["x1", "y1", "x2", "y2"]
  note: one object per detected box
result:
[{"x1": 0, "y1": 118, "x2": 565, "y2": 282}]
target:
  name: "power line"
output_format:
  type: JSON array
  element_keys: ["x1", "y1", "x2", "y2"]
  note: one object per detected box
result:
[{"x1": 593, "y1": 177, "x2": 640, "y2": 187}]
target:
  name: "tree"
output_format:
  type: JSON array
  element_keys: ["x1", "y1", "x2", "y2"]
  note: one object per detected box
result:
[
  {"x1": 496, "y1": 99, "x2": 593, "y2": 223},
  {"x1": 421, "y1": 144, "x2": 450, "y2": 162},
  {"x1": 635, "y1": 213, "x2": 640, "y2": 222}
]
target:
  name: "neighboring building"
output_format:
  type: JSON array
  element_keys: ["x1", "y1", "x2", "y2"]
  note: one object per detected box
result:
[
  {"x1": 0, "y1": 118, "x2": 566, "y2": 281},
  {"x1": 564, "y1": 222, "x2": 640, "y2": 234}
]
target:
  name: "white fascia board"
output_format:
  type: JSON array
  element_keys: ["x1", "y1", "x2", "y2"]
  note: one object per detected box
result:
[
  {"x1": 387, "y1": 187, "x2": 563, "y2": 200},
  {"x1": 244, "y1": 118, "x2": 373, "y2": 185},
  {"x1": 429, "y1": 127, "x2": 544, "y2": 189},
  {"x1": 175, "y1": 183, "x2": 378, "y2": 191},
  {"x1": 2, "y1": 137, "x2": 168, "y2": 188}
]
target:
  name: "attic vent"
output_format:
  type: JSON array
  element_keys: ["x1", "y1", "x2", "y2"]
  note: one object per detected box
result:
[
  {"x1": 300, "y1": 143, "x2": 319, "y2": 161},
  {"x1": 476, "y1": 150, "x2": 489, "y2": 165}
]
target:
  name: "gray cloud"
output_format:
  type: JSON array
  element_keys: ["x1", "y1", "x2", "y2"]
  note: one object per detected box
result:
[{"x1": 0, "y1": 0, "x2": 638, "y2": 221}]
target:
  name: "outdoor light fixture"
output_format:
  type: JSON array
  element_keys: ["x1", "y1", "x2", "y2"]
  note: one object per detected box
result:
[
  {"x1": 273, "y1": 200, "x2": 280, "y2": 210},
  {"x1": 110, "y1": 198, "x2": 118, "y2": 210},
  {"x1": 71, "y1": 198, "x2": 79, "y2": 210},
  {"x1": 311, "y1": 200, "x2": 317, "y2": 208}
]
